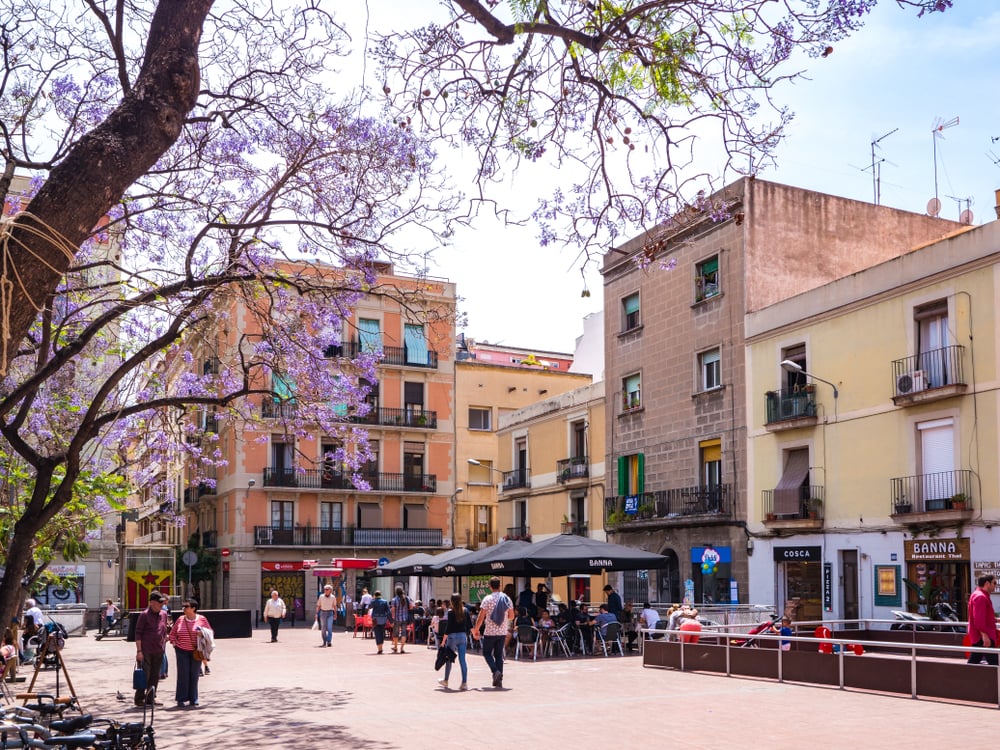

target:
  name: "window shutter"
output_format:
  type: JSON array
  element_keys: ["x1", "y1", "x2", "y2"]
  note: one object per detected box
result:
[
  {"x1": 623, "y1": 294, "x2": 640, "y2": 315},
  {"x1": 636, "y1": 453, "x2": 645, "y2": 494},
  {"x1": 617, "y1": 456, "x2": 627, "y2": 495}
]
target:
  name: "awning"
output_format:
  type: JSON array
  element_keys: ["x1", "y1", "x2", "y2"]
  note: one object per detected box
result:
[
  {"x1": 774, "y1": 450, "x2": 810, "y2": 516},
  {"x1": 333, "y1": 558, "x2": 379, "y2": 570},
  {"x1": 311, "y1": 568, "x2": 343, "y2": 577}
]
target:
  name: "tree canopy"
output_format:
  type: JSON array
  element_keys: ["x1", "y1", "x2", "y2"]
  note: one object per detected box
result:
[{"x1": 0, "y1": 0, "x2": 953, "y2": 625}]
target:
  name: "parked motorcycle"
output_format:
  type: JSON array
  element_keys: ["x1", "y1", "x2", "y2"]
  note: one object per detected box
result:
[{"x1": 890, "y1": 602, "x2": 965, "y2": 633}]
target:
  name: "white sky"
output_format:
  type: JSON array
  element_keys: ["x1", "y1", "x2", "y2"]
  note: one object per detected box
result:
[{"x1": 342, "y1": 2, "x2": 1000, "y2": 353}]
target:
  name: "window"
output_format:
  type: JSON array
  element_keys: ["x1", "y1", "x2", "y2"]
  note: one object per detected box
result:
[
  {"x1": 363, "y1": 440, "x2": 379, "y2": 477},
  {"x1": 271, "y1": 500, "x2": 293, "y2": 530},
  {"x1": 571, "y1": 420, "x2": 586, "y2": 459},
  {"x1": 918, "y1": 418, "x2": 955, "y2": 501},
  {"x1": 271, "y1": 435, "x2": 293, "y2": 478},
  {"x1": 622, "y1": 292, "x2": 641, "y2": 332},
  {"x1": 404, "y1": 503, "x2": 428, "y2": 528},
  {"x1": 700, "y1": 348, "x2": 721, "y2": 390},
  {"x1": 617, "y1": 454, "x2": 645, "y2": 496},
  {"x1": 695, "y1": 256, "x2": 720, "y2": 301},
  {"x1": 404, "y1": 441, "x2": 425, "y2": 491},
  {"x1": 404, "y1": 323, "x2": 428, "y2": 365},
  {"x1": 222, "y1": 499, "x2": 229, "y2": 534},
  {"x1": 622, "y1": 373, "x2": 641, "y2": 411},
  {"x1": 404, "y1": 381, "x2": 425, "y2": 418},
  {"x1": 915, "y1": 299, "x2": 949, "y2": 387},
  {"x1": 773, "y1": 449, "x2": 810, "y2": 517},
  {"x1": 469, "y1": 407, "x2": 492, "y2": 431},
  {"x1": 357, "y1": 502, "x2": 380, "y2": 528},
  {"x1": 782, "y1": 344, "x2": 807, "y2": 391},
  {"x1": 320, "y1": 501, "x2": 343, "y2": 530},
  {"x1": 468, "y1": 459, "x2": 494, "y2": 485},
  {"x1": 358, "y1": 317, "x2": 381, "y2": 352}
]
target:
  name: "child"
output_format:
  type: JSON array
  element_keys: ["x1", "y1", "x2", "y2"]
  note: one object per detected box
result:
[{"x1": 773, "y1": 616, "x2": 793, "y2": 651}]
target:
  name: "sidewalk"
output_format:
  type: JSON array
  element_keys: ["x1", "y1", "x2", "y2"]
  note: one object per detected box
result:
[{"x1": 27, "y1": 624, "x2": 998, "y2": 749}]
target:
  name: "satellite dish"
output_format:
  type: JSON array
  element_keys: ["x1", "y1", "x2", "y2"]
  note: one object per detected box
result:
[
  {"x1": 926, "y1": 197, "x2": 941, "y2": 217},
  {"x1": 959, "y1": 209, "x2": 974, "y2": 225}
]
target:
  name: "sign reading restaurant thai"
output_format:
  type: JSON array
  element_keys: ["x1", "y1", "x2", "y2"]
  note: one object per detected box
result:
[{"x1": 904, "y1": 538, "x2": 970, "y2": 561}]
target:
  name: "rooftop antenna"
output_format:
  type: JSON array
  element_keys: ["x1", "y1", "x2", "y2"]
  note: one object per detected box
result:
[
  {"x1": 946, "y1": 194, "x2": 975, "y2": 225},
  {"x1": 931, "y1": 116, "x2": 959, "y2": 204},
  {"x1": 868, "y1": 128, "x2": 897, "y2": 205}
]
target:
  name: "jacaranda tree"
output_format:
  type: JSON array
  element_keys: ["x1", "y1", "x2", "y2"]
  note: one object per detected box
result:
[{"x1": 0, "y1": 0, "x2": 953, "y2": 626}]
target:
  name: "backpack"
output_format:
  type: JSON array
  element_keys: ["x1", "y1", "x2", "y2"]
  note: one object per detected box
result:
[{"x1": 489, "y1": 593, "x2": 509, "y2": 626}]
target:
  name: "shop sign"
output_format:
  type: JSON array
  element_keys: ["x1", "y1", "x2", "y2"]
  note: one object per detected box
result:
[
  {"x1": 823, "y1": 562, "x2": 832, "y2": 611},
  {"x1": 773, "y1": 546, "x2": 821, "y2": 562},
  {"x1": 48, "y1": 565, "x2": 86, "y2": 576},
  {"x1": 973, "y1": 561, "x2": 1000, "y2": 578},
  {"x1": 260, "y1": 561, "x2": 306, "y2": 571},
  {"x1": 904, "y1": 538, "x2": 969, "y2": 561}
]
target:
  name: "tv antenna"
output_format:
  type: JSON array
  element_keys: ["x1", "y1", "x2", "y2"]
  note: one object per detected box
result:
[
  {"x1": 931, "y1": 116, "x2": 959, "y2": 204},
  {"x1": 988, "y1": 150, "x2": 1000, "y2": 169},
  {"x1": 867, "y1": 128, "x2": 897, "y2": 205},
  {"x1": 946, "y1": 194, "x2": 974, "y2": 225}
]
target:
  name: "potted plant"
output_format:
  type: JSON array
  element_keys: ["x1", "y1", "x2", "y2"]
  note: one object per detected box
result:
[
  {"x1": 765, "y1": 512, "x2": 776, "y2": 522},
  {"x1": 607, "y1": 509, "x2": 628, "y2": 526},
  {"x1": 894, "y1": 501, "x2": 913, "y2": 515},
  {"x1": 950, "y1": 492, "x2": 969, "y2": 510},
  {"x1": 804, "y1": 497, "x2": 823, "y2": 519}
]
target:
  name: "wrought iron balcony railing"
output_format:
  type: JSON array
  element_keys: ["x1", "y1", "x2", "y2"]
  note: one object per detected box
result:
[
  {"x1": 262, "y1": 467, "x2": 437, "y2": 493},
  {"x1": 605, "y1": 485, "x2": 733, "y2": 525},
  {"x1": 350, "y1": 407, "x2": 437, "y2": 429},
  {"x1": 890, "y1": 469, "x2": 975, "y2": 514},
  {"x1": 556, "y1": 457, "x2": 589, "y2": 483},
  {"x1": 501, "y1": 469, "x2": 530, "y2": 491},
  {"x1": 253, "y1": 525, "x2": 443, "y2": 547},
  {"x1": 891, "y1": 345, "x2": 965, "y2": 398},
  {"x1": 506, "y1": 526, "x2": 531, "y2": 541},
  {"x1": 761, "y1": 485, "x2": 825, "y2": 521},
  {"x1": 323, "y1": 341, "x2": 439, "y2": 369},
  {"x1": 765, "y1": 388, "x2": 816, "y2": 424}
]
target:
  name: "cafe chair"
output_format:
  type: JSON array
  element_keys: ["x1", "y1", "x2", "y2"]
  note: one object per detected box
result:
[
  {"x1": 649, "y1": 620, "x2": 669, "y2": 640},
  {"x1": 595, "y1": 622, "x2": 624, "y2": 657},
  {"x1": 515, "y1": 625, "x2": 540, "y2": 661},
  {"x1": 547, "y1": 624, "x2": 572, "y2": 658}
]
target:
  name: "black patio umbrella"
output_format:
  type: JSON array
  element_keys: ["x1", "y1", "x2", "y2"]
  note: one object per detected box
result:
[
  {"x1": 427, "y1": 539, "x2": 532, "y2": 577},
  {"x1": 383, "y1": 547, "x2": 471, "y2": 576},
  {"x1": 473, "y1": 533, "x2": 669, "y2": 577}
]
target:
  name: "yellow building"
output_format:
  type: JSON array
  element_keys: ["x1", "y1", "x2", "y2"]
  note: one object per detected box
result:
[
  {"x1": 494, "y1": 381, "x2": 606, "y2": 605},
  {"x1": 746, "y1": 215, "x2": 1000, "y2": 622},
  {"x1": 455, "y1": 357, "x2": 592, "y2": 551}
]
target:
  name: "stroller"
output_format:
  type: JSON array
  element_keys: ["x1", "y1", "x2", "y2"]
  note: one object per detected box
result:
[{"x1": 730, "y1": 614, "x2": 781, "y2": 648}]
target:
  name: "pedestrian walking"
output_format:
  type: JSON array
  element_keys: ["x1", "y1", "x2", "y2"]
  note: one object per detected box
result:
[
  {"x1": 438, "y1": 593, "x2": 471, "y2": 691},
  {"x1": 315, "y1": 584, "x2": 337, "y2": 647},
  {"x1": 369, "y1": 590, "x2": 390, "y2": 654},
  {"x1": 390, "y1": 585, "x2": 412, "y2": 653},
  {"x1": 168, "y1": 599, "x2": 212, "y2": 708},
  {"x1": 967, "y1": 574, "x2": 999, "y2": 665},
  {"x1": 102, "y1": 599, "x2": 120, "y2": 635},
  {"x1": 263, "y1": 590, "x2": 287, "y2": 643},
  {"x1": 473, "y1": 576, "x2": 514, "y2": 689},
  {"x1": 133, "y1": 591, "x2": 169, "y2": 706}
]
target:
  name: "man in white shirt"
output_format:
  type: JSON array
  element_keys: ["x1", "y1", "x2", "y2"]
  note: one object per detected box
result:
[
  {"x1": 359, "y1": 588, "x2": 373, "y2": 615},
  {"x1": 473, "y1": 576, "x2": 514, "y2": 689},
  {"x1": 640, "y1": 602, "x2": 660, "y2": 630}
]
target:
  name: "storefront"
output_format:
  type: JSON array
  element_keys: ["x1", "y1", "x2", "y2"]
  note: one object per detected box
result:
[
  {"x1": 903, "y1": 537, "x2": 970, "y2": 619},
  {"x1": 260, "y1": 562, "x2": 309, "y2": 621},
  {"x1": 34, "y1": 564, "x2": 85, "y2": 606},
  {"x1": 774, "y1": 545, "x2": 822, "y2": 622},
  {"x1": 690, "y1": 545, "x2": 734, "y2": 604}
]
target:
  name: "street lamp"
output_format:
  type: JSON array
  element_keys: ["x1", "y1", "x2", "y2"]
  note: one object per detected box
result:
[{"x1": 780, "y1": 359, "x2": 839, "y2": 399}]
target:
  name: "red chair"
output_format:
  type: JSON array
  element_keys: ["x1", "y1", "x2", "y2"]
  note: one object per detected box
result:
[{"x1": 353, "y1": 614, "x2": 373, "y2": 638}]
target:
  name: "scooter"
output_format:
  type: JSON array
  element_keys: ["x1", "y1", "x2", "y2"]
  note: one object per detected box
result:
[{"x1": 890, "y1": 603, "x2": 965, "y2": 633}]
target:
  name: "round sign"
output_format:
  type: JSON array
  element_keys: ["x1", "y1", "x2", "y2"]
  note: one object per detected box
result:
[
  {"x1": 181, "y1": 550, "x2": 198, "y2": 566},
  {"x1": 221, "y1": 548, "x2": 231, "y2": 557},
  {"x1": 378, "y1": 557, "x2": 390, "y2": 567}
]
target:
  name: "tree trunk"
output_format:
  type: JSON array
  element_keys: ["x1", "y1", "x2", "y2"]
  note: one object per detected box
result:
[{"x1": 2, "y1": 1, "x2": 214, "y2": 375}]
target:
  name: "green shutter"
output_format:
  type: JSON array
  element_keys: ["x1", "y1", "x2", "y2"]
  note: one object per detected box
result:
[
  {"x1": 637, "y1": 453, "x2": 645, "y2": 494},
  {"x1": 700, "y1": 257, "x2": 718, "y2": 275},
  {"x1": 623, "y1": 294, "x2": 640, "y2": 315},
  {"x1": 617, "y1": 456, "x2": 627, "y2": 495}
]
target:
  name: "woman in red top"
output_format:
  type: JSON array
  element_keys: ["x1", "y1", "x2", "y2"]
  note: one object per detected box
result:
[{"x1": 168, "y1": 599, "x2": 212, "y2": 707}]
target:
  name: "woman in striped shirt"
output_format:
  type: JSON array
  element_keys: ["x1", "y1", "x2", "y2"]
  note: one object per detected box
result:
[{"x1": 168, "y1": 600, "x2": 212, "y2": 707}]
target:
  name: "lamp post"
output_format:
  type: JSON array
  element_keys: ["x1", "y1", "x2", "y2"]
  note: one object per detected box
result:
[
  {"x1": 780, "y1": 359, "x2": 839, "y2": 399},
  {"x1": 448, "y1": 487, "x2": 462, "y2": 549}
]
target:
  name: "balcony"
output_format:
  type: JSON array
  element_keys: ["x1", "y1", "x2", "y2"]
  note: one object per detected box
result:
[
  {"x1": 762, "y1": 485, "x2": 825, "y2": 530},
  {"x1": 253, "y1": 525, "x2": 443, "y2": 547},
  {"x1": 605, "y1": 485, "x2": 733, "y2": 527},
  {"x1": 201, "y1": 531, "x2": 218, "y2": 548},
  {"x1": 556, "y1": 457, "x2": 589, "y2": 483},
  {"x1": 261, "y1": 400, "x2": 297, "y2": 419},
  {"x1": 324, "y1": 341, "x2": 439, "y2": 369},
  {"x1": 183, "y1": 482, "x2": 216, "y2": 505},
  {"x1": 262, "y1": 467, "x2": 437, "y2": 493},
  {"x1": 506, "y1": 526, "x2": 531, "y2": 541},
  {"x1": 891, "y1": 345, "x2": 967, "y2": 405},
  {"x1": 765, "y1": 388, "x2": 817, "y2": 431},
  {"x1": 559, "y1": 521, "x2": 588, "y2": 536},
  {"x1": 350, "y1": 406, "x2": 438, "y2": 429},
  {"x1": 890, "y1": 469, "x2": 975, "y2": 523},
  {"x1": 134, "y1": 530, "x2": 168, "y2": 545},
  {"x1": 501, "y1": 469, "x2": 530, "y2": 492}
]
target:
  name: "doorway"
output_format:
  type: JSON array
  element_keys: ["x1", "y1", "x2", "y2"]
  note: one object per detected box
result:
[{"x1": 840, "y1": 549, "x2": 859, "y2": 625}]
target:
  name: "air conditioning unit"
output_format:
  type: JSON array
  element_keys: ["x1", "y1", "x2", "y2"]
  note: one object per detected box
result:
[{"x1": 896, "y1": 370, "x2": 927, "y2": 395}]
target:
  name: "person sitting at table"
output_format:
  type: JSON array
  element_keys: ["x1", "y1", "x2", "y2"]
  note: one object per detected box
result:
[
  {"x1": 554, "y1": 602, "x2": 571, "y2": 627},
  {"x1": 537, "y1": 610, "x2": 556, "y2": 653},
  {"x1": 620, "y1": 601, "x2": 638, "y2": 652},
  {"x1": 594, "y1": 604, "x2": 617, "y2": 638},
  {"x1": 574, "y1": 601, "x2": 594, "y2": 654},
  {"x1": 515, "y1": 606, "x2": 535, "y2": 629},
  {"x1": 640, "y1": 602, "x2": 660, "y2": 632}
]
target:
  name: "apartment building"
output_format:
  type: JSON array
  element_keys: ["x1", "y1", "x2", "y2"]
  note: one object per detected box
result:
[
  {"x1": 495, "y1": 381, "x2": 606, "y2": 604},
  {"x1": 602, "y1": 177, "x2": 963, "y2": 607},
  {"x1": 175, "y1": 262, "x2": 457, "y2": 617},
  {"x1": 746, "y1": 214, "x2": 1000, "y2": 622}
]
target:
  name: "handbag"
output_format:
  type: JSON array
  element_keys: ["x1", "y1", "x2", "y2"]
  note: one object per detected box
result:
[
  {"x1": 193, "y1": 648, "x2": 205, "y2": 662},
  {"x1": 132, "y1": 662, "x2": 146, "y2": 691}
]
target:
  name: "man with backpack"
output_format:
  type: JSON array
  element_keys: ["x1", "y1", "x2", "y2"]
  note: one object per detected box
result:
[
  {"x1": 473, "y1": 576, "x2": 514, "y2": 689},
  {"x1": 389, "y1": 585, "x2": 411, "y2": 654}
]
